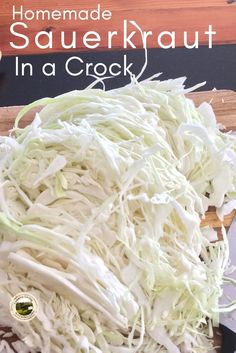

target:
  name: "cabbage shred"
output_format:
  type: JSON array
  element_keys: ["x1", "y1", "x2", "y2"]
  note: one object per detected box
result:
[{"x1": 0, "y1": 77, "x2": 235, "y2": 353}]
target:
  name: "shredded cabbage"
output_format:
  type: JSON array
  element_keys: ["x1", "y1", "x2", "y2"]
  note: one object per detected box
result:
[{"x1": 0, "y1": 77, "x2": 236, "y2": 353}]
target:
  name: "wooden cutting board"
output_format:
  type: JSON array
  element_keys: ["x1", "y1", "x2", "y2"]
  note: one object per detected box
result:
[
  {"x1": 0, "y1": 89, "x2": 236, "y2": 350},
  {"x1": 1, "y1": 90, "x2": 236, "y2": 133},
  {"x1": 0, "y1": 89, "x2": 236, "y2": 229}
]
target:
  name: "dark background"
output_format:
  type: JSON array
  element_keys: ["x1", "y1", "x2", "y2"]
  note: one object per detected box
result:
[{"x1": 0, "y1": 45, "x2": 235, "y2": 106}]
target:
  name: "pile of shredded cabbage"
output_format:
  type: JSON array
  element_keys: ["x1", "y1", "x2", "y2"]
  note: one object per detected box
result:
[{"x1": 0, "y1": 77, "x2": 236, "y2": 353}]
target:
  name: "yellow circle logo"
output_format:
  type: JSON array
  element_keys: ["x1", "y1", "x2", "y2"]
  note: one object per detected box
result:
[{"x1": 10, "y1": 292, "x2": 38, "y2": 321}]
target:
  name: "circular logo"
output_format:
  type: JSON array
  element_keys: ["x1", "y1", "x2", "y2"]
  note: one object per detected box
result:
[{"x1": 10, "y1": 292, "x2": 38, "y2": 321}]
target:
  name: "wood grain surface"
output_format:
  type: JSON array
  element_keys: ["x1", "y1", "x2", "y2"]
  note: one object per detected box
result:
[
  {"x1": 1, "y1": 89, "x2": 236, "y2": 134},
  {"x1": 202, "y1": 209, "x2": 235, "y2": 229},
  {"x1": 0, "y1": 0, "x2": 236, "y2": 56}
]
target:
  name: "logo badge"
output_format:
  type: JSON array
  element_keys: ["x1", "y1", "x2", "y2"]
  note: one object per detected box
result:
[{"x1": 10, "y1": 292, "x2": 38, "y2": 321}]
